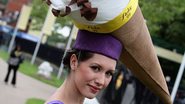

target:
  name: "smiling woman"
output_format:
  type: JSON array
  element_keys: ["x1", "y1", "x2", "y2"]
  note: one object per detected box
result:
[
  {"x1": 44, "y1": 0, "x2": 172, "y2": 103},
  {"x1": 45, "y1": 30, "x2": 122, "y2": 104}
]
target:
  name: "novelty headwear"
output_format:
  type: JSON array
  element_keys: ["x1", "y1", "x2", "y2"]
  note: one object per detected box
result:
[
  {"x1": 73, "y1": 30, "x2": 122, "y2": 61},
  {"x1": 44, "y1": 0, "x2": 172, "y2": 103}
]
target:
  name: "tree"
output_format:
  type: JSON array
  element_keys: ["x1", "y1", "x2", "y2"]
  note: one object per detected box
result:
[
  {"x1": 0, "y1": 0, "x2": 8, "y2": 5},
  {"x1": 30, "y1": 0, "x2": 72, "y2": 30},
  {"x1": 29, "y1": 0, "x2": 73, "y2": 46},
  {"x1": 140, "y1": 0, "x2": 185, "y2": 48}
]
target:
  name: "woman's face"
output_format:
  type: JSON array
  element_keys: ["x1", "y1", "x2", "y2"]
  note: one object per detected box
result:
[{"x1": 71, "y1": 53, "x2": 116, "y2": 99}]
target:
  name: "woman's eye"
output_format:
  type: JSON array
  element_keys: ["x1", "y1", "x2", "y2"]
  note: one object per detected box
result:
[
  {"x1": 90, "y1": 66, "x2": 100, "y2": 72},
  {"x1": 105, "y1": 72, "x2": 113, "y2": 78}
]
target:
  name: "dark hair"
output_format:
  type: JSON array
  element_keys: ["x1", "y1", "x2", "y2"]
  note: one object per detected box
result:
[
  {"x1": 63, "y1": 49, "x2": 94, "y2": 72},
  {"x1": 12, "y1": 44, "x2": 21, "y2": 51},
  {"x1": 10, "y1": 45, "x2": 21, "y2": 57}
]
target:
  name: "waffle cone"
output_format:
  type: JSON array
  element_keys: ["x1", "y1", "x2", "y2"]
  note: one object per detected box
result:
[{"x1": 112, "y1": 6, "x2": 172, "y2": 104}]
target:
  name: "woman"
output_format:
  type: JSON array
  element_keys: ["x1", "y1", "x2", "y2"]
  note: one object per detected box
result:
[
  {"x1": 46, "y1": 30, "x2": 122, "y2": 104},
  {"x1": 4, "y1": 45, "x2": 24, "y2": 87},
  {"x1": 44, "y1": 0, "x2": 172, "y2": 103}
]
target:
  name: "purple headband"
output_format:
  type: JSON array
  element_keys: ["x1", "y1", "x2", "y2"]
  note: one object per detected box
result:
[{"x1": 73, "y1": 30, "x2": 122, "y2": 60}]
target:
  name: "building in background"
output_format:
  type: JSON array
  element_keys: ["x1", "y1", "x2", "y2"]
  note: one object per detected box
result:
[
  {"x1": 0, "y1": 0, "x2": 31, "y2": 27},
  {"x1": 0, "y1": 0, "x2": 7, "y2": 16},
  {"x1": 5, "y1": 0, "x2": 31, "y2": 12}
]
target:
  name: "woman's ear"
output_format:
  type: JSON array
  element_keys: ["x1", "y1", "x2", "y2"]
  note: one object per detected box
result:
[{"x1": 70, "y1": 54, "x2": 78, "y2": 70}]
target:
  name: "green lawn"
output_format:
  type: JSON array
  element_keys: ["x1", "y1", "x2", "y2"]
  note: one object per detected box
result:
[
  {"x1": 0, "y1": 49, "x2": 64, "y2": 87},
  {"x1": 0, "y1": 50, "x2": 63, "y2": 104},
  {"x1": 19, "y1": 60, "x2": 64, "y2": 87},
  {"x1": 25, "y1": 98, "x2": 45, "y2": 104},
  {"x1": 0, "y1": 49, "x2": 65, "y2": 103},
  {"x1": 0, "y1": 49, "x2": 9, "y2": 60}
]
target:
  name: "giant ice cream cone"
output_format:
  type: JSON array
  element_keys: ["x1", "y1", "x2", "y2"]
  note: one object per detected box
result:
[
  {"x1": 112, "y1": 7, "x2": 172, "y2": 104},
  {"x1": 44, "y1": 0, "x2": 172, "y2": 103}
]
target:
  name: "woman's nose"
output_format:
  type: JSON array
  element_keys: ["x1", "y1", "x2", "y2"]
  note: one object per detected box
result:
[{"x1": 95, "y1": 74, "x2": 105, "y2": 87}]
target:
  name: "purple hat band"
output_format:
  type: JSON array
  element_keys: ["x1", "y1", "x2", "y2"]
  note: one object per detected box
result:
[{"x1": 73, "y1": 30, "x2": 122, "y2": 60}]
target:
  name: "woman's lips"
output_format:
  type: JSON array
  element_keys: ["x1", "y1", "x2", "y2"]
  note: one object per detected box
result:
[{"x1": 88, "y1": 85, "x2": 101, "y2": 94}]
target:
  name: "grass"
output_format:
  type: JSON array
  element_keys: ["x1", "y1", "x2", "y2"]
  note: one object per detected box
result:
[
  {"x1": 0, "y1": 49, "x2": 9, "y2": 60},
  {"x1": 0, "y1": 49, "x2": 64, "y2": 87},
  {"x1": 19, "y1": 60, "x2": 63, "y2": 87},
  {"x1": 25, "y1": 98, "x2": 45, "y2": 104},
  {"x1": 0, "y1": 49, "x2": 65, "y2": 103}
]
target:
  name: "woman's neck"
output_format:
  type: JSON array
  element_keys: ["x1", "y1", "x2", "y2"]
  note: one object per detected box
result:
[{"x1": 55, "y1": 75, "x2": 85, "y2": 104}]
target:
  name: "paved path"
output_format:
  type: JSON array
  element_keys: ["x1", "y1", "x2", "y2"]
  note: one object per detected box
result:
[{"x1": 0, "y1": 58, "x2": 57, "y2": 104}]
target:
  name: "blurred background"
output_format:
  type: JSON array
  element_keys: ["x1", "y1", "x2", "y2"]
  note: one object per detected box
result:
[{"x1": 0, "y1": 0, "x2": 185, "y2": 104}]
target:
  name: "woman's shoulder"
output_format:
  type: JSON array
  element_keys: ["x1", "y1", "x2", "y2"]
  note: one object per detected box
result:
[{"x1": 47, "y1": 100, "x2": 64, "y2": 104}]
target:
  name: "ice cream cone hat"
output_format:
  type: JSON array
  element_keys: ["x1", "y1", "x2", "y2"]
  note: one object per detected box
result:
[
  {"x1": 44, "y1": 0, "x2": 172, "y2": 103},
  {"x1": 112, "y1": 7, "x2": 172, "y2": 104}
]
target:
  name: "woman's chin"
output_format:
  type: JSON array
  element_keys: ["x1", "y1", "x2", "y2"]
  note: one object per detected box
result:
[
  {"x1": 85, "y1": 94, "x2": 96, "y2": 99},
  {"x1": 86, "y1": 96, "x2": 95, "y2": 99},
  {"x1": 83, "y1": 87, "x2": 99, "y2": 99}
]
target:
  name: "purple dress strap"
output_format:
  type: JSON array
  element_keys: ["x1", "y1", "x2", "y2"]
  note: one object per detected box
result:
[{"x1": 47, "y1": 100, "x2": 64, "y2": 104}]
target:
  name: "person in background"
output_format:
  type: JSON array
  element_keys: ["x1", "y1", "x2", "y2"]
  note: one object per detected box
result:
[
  {"x1": 100, "y1": 63, "x2": 132, "y2": 104},
  {"x1": 4, "y1": 44, "x2": 24, "y2": 87},
  {"x1": 45, "y1": 30, "x2": 122, "y2": 104}
]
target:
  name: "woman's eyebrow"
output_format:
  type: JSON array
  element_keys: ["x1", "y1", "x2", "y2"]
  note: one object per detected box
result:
[
  {"x1": 91, "y1": 63, "x2": 115, "y2": 72},
  {"x1": 108, "y1": 69, "x2": 115, "y2": 73},
  {"x1": 91, "y1": 63, "x2": 102, "y2": 68}
]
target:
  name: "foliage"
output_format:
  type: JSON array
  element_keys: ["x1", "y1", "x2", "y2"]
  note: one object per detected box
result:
[
  {"x1": 30, "y1": 0, "x2": 72, "y2": 29},
  {"x1": 46, "y1": 32, "x2": 66, "y2": 46},
  {"x1": 0, "y1": 0, "x2": 8, "y2": 5},
  {"x1": 30, "y1": 0, "x2": 73, "y2": 45},
  {"x1": 152, "y1": 36, "x2": 185, "y2": 54},
  {"x1": 140, "y1": 0, "x2": 185, "y2": 48},
  {"x1": 29, "y1": 0, "x2": 48, "y2": 30},
  {"x1": 46, "y1": 24, "x2": 73, "y2": 47},
  {"x1": 26, "y1": 98, "x2": 45, "y2": 104}
]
